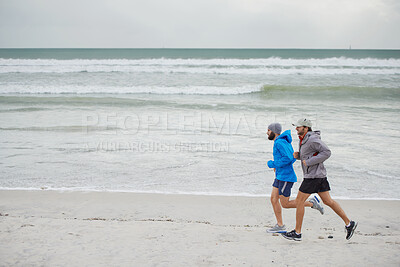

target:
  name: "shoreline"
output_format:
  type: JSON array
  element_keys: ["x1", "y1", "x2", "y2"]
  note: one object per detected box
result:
[
  {"x1": 0, "y1": 188, "x2": 398, "y2": 201},
  {"x1": 1, "y1": 190, "x2": 399, "y2": 266}
]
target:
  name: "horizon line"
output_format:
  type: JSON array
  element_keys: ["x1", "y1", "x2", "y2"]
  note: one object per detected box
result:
[{"x1": 1, "y1": 47, "x2": 399, "y2": 51}]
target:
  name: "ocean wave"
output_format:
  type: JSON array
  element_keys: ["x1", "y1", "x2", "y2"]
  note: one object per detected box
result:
[
  {"x1": 260, "y1": 85, "x2": 400, "y2": 93},
  {"x1": 0, "y1": 94, "x2": 295, "y2": 113},
  {"x1": 0, "y1": 187, "x2": 398, "y2": 200},
  {"x1": 1, "y1": 57, "x2": 400, "y2": 75},
  {"x1": 2, "y1": 57, "x2": 400, "y2": 67},
  {"x1": 0, "y1": 125, "x2": 122, "y2": 132},
  {"x1": 0, "y1": 84, "x2": 398, "y2": 96},
  {"x1": 0, "y1": 107, "x2": 49, "y2": 113},
  {"x1": 338, "y1": 165, "x2": 398, "y2": 180},
  {"x1": 0, "y1": 85, "x2": 262, "y2": 95}
]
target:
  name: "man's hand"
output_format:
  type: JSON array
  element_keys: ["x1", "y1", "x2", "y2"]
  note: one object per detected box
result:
[
  {"x1": 293, "y1": 152, "x2": 299, "y2": 159},
  {"x1": 302, "y1": 160, "x2": 307, "y2": 166},
  {"x1": 274, "y1": 168, "x2": 276, "y2": 172}
]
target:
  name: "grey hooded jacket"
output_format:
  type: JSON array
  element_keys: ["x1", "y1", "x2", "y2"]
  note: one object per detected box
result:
[{"x1": 296, "y1": 131, "x2": 331, "y2": 178}]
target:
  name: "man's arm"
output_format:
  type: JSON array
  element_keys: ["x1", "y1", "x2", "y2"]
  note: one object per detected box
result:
[
  {"x1": 268, "y1": 142, "x2": 294, "y2": 168},
  {"x1": 304, "y1": 140, "x2": 331, "y2": 166}
]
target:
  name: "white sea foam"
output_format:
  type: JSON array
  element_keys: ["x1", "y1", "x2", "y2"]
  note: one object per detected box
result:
[
  {"x1": 0, "y1": 187, "x2": 398, "y2": 200},
  {"x1": 340, "y1": 165, "x2": 398, "y2": 180},
  {"x1": 2, "y1": 57, "x2": 400, "y2": 67},
  {"x1": 1, "y1": 57, "x2": 400, "y2": 75},
  {"x1": 0, "y1": 84, "x2": 262, "y2": 95}
]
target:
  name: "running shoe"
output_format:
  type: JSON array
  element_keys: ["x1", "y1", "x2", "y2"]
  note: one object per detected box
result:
[
  {"x1": 345, "y1": 221, "x2": 358, "y2": 240},
  {"x1": 310, "y1": 195, "x2": 324, "y2": 215},
  {"x1": 266, "y1": 224, "x2": 286, "y2": 233},
  {"x1": 281, "y1": 230, "x2": 302, "y2": 241}
]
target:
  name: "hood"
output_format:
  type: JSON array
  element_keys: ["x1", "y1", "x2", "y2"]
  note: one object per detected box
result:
[
  {"x1": 276, "y1": 130, "x2": 292, "y2": 143},
  {"x1": 302, "y1": 130, "x2": 321, "y2": 144}
]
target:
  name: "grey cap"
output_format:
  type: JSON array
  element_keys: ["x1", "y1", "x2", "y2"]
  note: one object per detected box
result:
[
  {"x1": 292, "y1": 118, "x2": 312, "y2": 127},
  {"x1": 268, "y1": 123, "x2": 282, "y2": 135}
]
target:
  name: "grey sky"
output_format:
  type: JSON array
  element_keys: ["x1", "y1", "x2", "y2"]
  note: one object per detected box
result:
[{"x1": 0, "y1": 0, "x2": 399, "y2": 49}]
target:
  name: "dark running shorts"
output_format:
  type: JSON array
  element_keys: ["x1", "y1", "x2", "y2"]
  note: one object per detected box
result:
[
  {"x1": 272, "y1": 179, "x2": 294, "y2": 197},
  {"x1": 299, "y1": 178, "x2": 331, "y2": 194}
]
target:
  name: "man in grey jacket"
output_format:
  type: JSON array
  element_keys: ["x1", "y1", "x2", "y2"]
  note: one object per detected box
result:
[{"x1": 281, "y1": 118, "x2": 357, "y2": 241}]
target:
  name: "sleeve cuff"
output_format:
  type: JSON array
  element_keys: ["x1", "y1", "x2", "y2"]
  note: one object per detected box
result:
[{"x1": 267, "y1": 160, "x2": 274, "y2": 168}]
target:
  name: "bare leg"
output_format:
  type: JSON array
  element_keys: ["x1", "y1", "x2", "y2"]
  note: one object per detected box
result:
[
  {"x1": 280, "y1": 195, "x2": 313, "y2": 209},
  {"x1": 270, "y1": 187, "x2": 283, "y2": 226},
  {"x1": 318, "y1": 191, "x2": 350, "y2": 225},
  {"x1": 295, "y1": 191, "x2": 311, "y2": 233}
]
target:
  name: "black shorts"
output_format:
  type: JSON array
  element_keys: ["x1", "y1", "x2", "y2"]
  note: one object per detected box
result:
[{"x1": 299, "y1": 178, "x2": 331, "y2": 194}]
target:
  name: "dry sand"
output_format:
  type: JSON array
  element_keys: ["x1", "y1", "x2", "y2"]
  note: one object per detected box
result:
[{"x1": 0, "y1": 190, "x2": 399, "y2": 266}]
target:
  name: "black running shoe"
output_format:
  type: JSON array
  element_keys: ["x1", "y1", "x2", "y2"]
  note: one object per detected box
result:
[
  {"x1": 281, "y1": 230, "x2": 302, "y2": 241},
  {"x1": 345, "y1": 221, "x2": 358, "y2": 240}
]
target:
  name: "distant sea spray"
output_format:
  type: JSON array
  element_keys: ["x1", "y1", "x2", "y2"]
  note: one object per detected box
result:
[{"x1": 1, "y1": 57, "x2": 400, "y2": 95}]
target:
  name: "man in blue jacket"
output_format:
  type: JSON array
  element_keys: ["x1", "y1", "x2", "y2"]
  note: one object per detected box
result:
[{"x1": 266, "y1": 123, "x2": 324, "y2": 233}]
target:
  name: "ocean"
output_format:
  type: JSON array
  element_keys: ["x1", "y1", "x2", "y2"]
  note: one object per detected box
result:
[{"x1": 0, "y1": 48, "x2": 399, "y2": 199}]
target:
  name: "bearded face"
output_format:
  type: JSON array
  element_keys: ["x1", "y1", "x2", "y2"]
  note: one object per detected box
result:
[
  {"x1": 267, "y1": 130, "x2": 276, "y2": 140},
  {"x1": 296, "y1": 126, "x2": 307, "y2": 136}
]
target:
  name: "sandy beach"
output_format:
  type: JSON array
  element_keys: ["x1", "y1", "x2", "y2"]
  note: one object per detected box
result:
[{"x1": 0, "y1": 190, "x2": 399, "y2": 266}]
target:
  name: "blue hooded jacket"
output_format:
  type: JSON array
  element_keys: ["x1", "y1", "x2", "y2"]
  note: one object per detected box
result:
[{"x1": 267, "y1": 130, "x2": 297, "y2": 182}]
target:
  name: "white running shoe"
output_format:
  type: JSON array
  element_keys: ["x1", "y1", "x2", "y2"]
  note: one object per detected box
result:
[{"x1": 310, "y1": 196, "x2": 324, "y2": 215}]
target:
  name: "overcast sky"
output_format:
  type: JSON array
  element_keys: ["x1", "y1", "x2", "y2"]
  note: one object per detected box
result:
[{"x1": 0, "y1": 0, "x2": 399, "y2": 49}]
